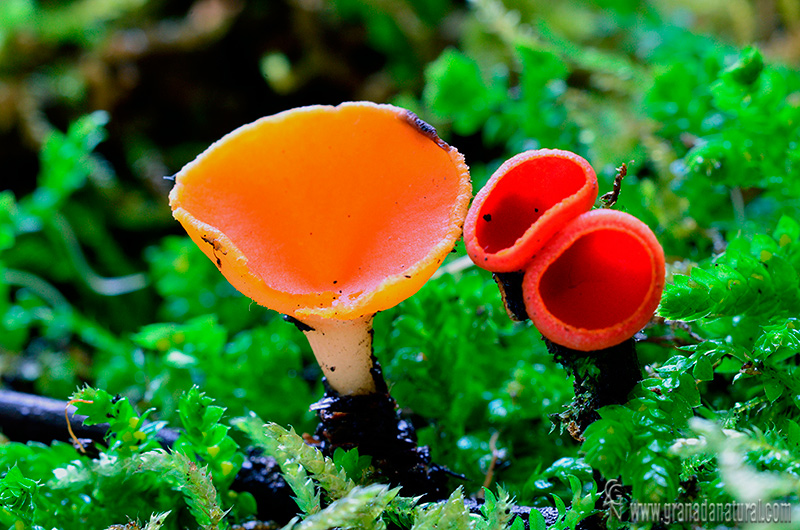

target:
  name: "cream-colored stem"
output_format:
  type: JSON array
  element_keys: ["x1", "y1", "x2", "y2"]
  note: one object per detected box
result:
[{"x1": 300, "y1": 314, "x2": 377, "y2": 396}]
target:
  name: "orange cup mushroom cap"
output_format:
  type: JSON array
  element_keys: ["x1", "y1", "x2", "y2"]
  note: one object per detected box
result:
[
  {"x1": 169, "y1": 102, "x2": 471, "y2": 395},
  {"x1": 523, "y1": 209, "x2": 665, "y2": 352},
  {"x1": 170, "y1": 102, "x2": 470, "y2": 320},
  {"x1": 464, "y1": 149, "x2": 598, "y2": 273}
]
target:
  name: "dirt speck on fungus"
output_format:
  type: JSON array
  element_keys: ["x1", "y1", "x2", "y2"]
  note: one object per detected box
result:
[{"x1": 201, "y1": 234, "x2": 227, "y2": 268}]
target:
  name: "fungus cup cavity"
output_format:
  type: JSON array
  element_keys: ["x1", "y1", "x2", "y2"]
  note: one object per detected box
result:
[
  {"x1": 170, "y1": 102, "x2": 471, "y2": 396},
  {"x1": 464, "y1": 149, "x2": 598, "y2": 273},
  {"x1": 523, "y1": 209, "x2": 665, "y2": 352}
]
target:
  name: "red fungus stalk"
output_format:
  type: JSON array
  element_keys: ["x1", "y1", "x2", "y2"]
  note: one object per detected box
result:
[
  {"x1": 464, "y1": 149, "x2": 598, "y2": 273},
  {"x1": 523, "y1": 209, "x2": 666, "y2": 351}
]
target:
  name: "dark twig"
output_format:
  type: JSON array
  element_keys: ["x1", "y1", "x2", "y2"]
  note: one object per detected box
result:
[
  {"x1": 479, "y1": 431, "x2": 502, "y2": 496},
  {"x1": 600, "y1": 162, "x2": 628, "y2": 208},
  {"x1": 639, "y1": 317, "x2": 706, "y2": 347},
  {"x1": 666, "y1": 319, "x2": 705, "y2": 343}
]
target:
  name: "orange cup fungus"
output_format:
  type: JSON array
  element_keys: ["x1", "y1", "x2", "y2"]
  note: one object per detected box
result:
[
  {"x1": 523, "y1": 209, "x2": 665, "y2": 351},
  {"x1": 170, "y1": 102, "x2": 471, "y2": 395},
  {"x1": 464, "y1": 149, "x2": 598, "y2": 273}
]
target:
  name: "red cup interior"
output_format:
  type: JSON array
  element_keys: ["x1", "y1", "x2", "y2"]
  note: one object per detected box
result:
[
  {"x1": 538, "y1": 229, "x2": 652, "y2": 330},
  {"x1": 464, "y1": 149, "x2": 598, "y2": 273},
  {"x1": 476, "y1": 156, "x2": 588, "y2": 254},
  {"x1": 523, "y1": 209, "x2": 665, "y2": 351}
]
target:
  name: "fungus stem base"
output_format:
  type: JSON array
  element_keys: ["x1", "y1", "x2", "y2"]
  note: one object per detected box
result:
[
  {"x1": 301, "y1": 314, "x2": 378, "y2": 396},
  {"x1": 310, "y1": 383, "x2": 451, "y2": 501},
  {"x1": 546, "y1": 338, "x2": 641, "y2": 439},
  {"x1": 298, "y1": 316, "x2": 452, "y2": 499}
]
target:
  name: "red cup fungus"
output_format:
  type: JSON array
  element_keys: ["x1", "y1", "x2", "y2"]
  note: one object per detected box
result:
[
  {"x1": 465, "y1": 149, "x2": 665, "y2": 353},
  {"x1": 523, "y1": 209, "x2": 665, "y2": 351},
  {"x1": 464, "y1": 149, "x2": 598, "y2": 273},
  {"x1": 170, "y1": 102, "x2": 471, "y2": 395}
]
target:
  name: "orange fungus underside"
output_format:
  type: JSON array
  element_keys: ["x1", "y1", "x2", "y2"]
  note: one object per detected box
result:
[
  {"x1": 523, "y1": 209, "x2": 665, "y2": 351},
  {"x1": 464, "y1": 149, "x2": 597, "y2": 273},
  {"x1": 169, "y1": 102, "x2": 471, "y2": 320}
]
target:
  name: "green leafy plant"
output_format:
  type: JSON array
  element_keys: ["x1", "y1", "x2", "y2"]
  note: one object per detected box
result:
[
  {"x1": 475, "y1": 487, "x2": 523, "y2": 530},
  {"x1": 1, "y1": 111, "x2": 145, "y2": 398},
  {"x1": 138, "y1": 451, "x2": 228, "y2": 530},
  {"x1": 173, "y1": 386, "x2": 244, "y2": 489},
  {"x1": 375, "y1": 268, "x2": 574, "y2": 494},
  {"x1": 0, "y1": 385, "x2": 259, "y2": 529},
  {"x1": 423, "y1": 42, "x2": 580, "y2": 165},
  {"x1": 582, "y1": 355, "x2": 698, "y2": 504},
  {"x1": 0, "y1": 465, "x2": 40, "y2": 529},
  {"x1": 542, "y1": 475, "x2": 598, "y2": 530},
  {"x1": 100, "y1": 313, "x2": 317, "y2": 430},
  {"x1": 660, "y1": 216, "x2": 800, "y2": 324},
  {"x1": 683, "y1": 46, "x2": 800, "y2": 191},
  {"x1": 70, "y1": 385, "x2": 165, "y2": 457}
]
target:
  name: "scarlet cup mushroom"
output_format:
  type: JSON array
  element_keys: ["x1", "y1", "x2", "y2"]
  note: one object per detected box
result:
[
  {"x1": 523, "y1": 209, "x2": 665, "y2": 352},
  {"x1": 169, "y1": 101, "x2": 471, "y2": 494},
  {"x1": 464, "y1": 149, "x2": 665, "y2": 435}
]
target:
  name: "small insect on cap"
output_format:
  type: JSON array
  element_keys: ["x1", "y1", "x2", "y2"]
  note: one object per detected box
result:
[
  {"x1": 464, "y1": 149, "x2": 598, "y2": 273},
  {"x1": 169, "y1": 102, "x2": 472, "y2": 321},
  {"x1": 522, "y1": 209, "x2": 665, "y2": 351}
]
